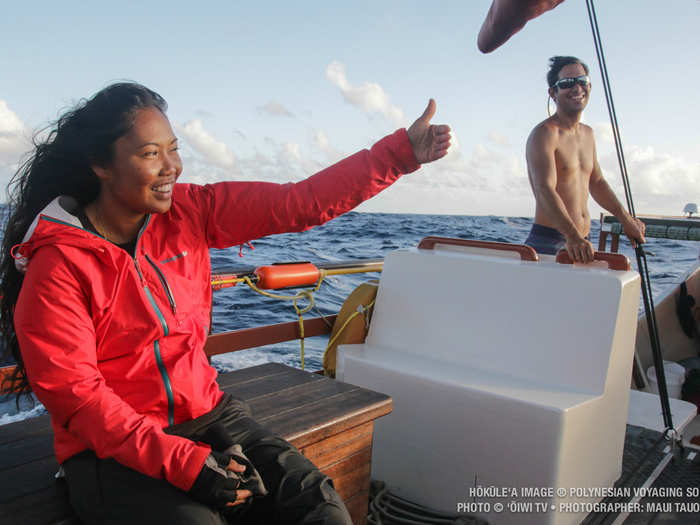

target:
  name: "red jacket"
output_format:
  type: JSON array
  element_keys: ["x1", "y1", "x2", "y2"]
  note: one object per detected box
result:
[{"x1": 13, "y1": 129, "x2": 418, "y2": 491}]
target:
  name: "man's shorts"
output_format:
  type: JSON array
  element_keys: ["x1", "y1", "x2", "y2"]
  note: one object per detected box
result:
[{"x1": 524, "y1": 224, "x2": 566, "y2": 255}]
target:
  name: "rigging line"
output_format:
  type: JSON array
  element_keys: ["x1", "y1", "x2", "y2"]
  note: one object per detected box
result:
[
  {"x1": 587, "y1": 0, "x2": 634, "y2": 216},
  {"x1": 584, "y1": 0, "x2": 675, "y2": 432},
  {"x1": 588, "y1": 0, "x2": 633, "y2": 214},
  {"x1": 638, "y1": 248, "x2": 674, "y2": 430},
  {"x1": 585, "y1": 0, "x2": 634, "y2": 216}
]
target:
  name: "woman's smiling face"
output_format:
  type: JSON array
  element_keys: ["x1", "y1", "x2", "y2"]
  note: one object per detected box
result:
[{"x1": 92, "y1": 106, "x2": 182, "y2": 218}]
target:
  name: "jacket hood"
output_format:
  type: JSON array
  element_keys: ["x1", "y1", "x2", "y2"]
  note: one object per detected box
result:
[{"x1": 13, "y1": 196, "x2": 112, "y2": 273}]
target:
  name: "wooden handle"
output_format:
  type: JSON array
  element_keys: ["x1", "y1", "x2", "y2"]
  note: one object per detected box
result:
[
  {"x1": 555, "y1": 250, "x2": 631, "y2": 271},
  {"x1": 417, "y1": 236, "x2": 538, "y2": 261}
]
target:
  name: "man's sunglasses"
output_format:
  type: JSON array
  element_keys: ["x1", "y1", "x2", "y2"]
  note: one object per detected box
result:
[{"x1": 553, "y1": 75, "x2": 590, "y2": 90}]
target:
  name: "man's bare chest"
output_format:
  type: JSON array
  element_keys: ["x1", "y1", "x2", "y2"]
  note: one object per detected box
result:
[{"x1": 553, "y1": 136, "x2": 594, "y2": 180}]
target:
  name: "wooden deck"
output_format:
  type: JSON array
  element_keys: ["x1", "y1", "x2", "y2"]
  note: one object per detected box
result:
[{"x1": 0, "y1": 362, "x2": 392, "y2": 525}]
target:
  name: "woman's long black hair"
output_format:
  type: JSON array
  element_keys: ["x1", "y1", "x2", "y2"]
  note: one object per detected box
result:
[{"x1": 0, "y1": 82, "x2": 167, "y2": 401}]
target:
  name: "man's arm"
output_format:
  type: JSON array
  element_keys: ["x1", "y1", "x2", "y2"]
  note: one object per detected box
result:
[
  {"x1": 526, "y1": 125, "x2": 595, "y2": 262},
  {"x1": 588, "y1": 144, "x2": 646, "y2": 246}
]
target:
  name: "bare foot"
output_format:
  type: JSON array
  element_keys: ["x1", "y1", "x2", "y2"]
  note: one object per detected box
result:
[{"x1": 477, "y1": 0, "x2": 567, "y2": 53}]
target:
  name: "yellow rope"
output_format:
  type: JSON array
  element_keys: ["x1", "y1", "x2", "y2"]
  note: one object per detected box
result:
[
  {"x1": 210, "y1": 277, "x2": 246, "y2": 287},
  {"x1": 240, "y1": 274, "x2": 327, "y2": 370},
  {"x1": 220, "y1": 267, "x2": 380, "y2": 370},
  {"x1": 325, "y1": 297, "x2": 376, "y2": 352}
]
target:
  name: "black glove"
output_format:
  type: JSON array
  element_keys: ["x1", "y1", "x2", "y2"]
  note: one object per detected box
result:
[
  {"x1": 189, "y1": 451, "x2": 244, "y2": 510},
  {"x1": 195, "y1": 423, "x2": 268, "y2": 503}
]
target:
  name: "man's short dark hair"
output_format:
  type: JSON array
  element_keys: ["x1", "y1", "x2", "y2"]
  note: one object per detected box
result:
[{"x1": 547, "y1": 56, "x2": 590, "y2": 88}]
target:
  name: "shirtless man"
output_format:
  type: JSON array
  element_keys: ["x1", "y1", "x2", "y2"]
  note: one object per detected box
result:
[{"x1": 524, "y1": 56, "x2": 645, "y2": 262}]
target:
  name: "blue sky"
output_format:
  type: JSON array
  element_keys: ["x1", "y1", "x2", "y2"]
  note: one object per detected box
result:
[{"x1": 0, "y1": 1, "x2": 698, "y2": 216}]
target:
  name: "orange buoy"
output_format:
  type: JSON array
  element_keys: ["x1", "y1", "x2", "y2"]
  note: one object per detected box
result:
[{"x1": 254, "y1": 262, "x2": 321, "y2": 290}]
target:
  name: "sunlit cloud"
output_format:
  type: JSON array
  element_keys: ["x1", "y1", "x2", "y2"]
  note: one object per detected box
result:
[
  {"x1": 487, "y1": 131, "x2": 511, "y2": 148},
  {"x1": 176, "y1": 122, "x2": 328, "y2": 187},
  {"x1": 313, "y1": 130, "x2": 329, "y2": 151},
  {"x1": 256, "y1": 101, "x2": 294, "y2": 118},
  {"x1": 312, "y1": 130, "x2": 345, "y2": 164},
  {"x1": 321, "y1": 64, "x2": 529, "y2": 209},
  {"x1": 401, "y1": 130, "x2": 526, "y2": 193},
  {"x1": 0, "y1": 100, "x2": 31, "y2": 167},
  {"x1": 0, "y1": 100, "x2": 32, "y2": 196},
  {"x1": 326, "y1": 61, "x2": 406, "y2": 127},
  {"x1": 176, "y1": 119, "x2": 237, "y2": 171},
  {"x1": 587, "y1": 121, "x2": 700, "y2": 215},
  {"x1": 599, "y1": 146, "x2": 700, "y2": 215},
  {"x1": 592, "y1": 121, "x2": 617, "y2": 147}
]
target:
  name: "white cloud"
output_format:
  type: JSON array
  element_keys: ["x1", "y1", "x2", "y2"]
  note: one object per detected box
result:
[
  {"x1": 0, "y1": 101, "x2": 26, "y2": 135},
  {"x1": 273, "y1": 140, "x2": 324, "y2": 179},
  {"x1": 314, "y1": 130, "x2": 329, "y2": 151},
  {"x1": 0, "y1": 100, "x2": 32, "y2": 197},
  {"x1": 320, "y1": 65, "x2": 532, "y2": 212},
  {"x1": 599, "y1": 146, "x2": 700, "y2": 215},
  {"x1": 592, "y1": 121, "x2": 615, "y2": 147},
  {"x1": 320, "y1": 63, "x2": 529, "y2": 210},
  {"x1": 0, "y1": 100, "x2": 31, "y2": 168},
  {"x1": 312, "y1": 130, "x2": 345, "y2": 164},
  {"x1": 400, "y1": 130, "x2": 527, "y2": 194},
  {"x1": 175, "y1": 119, "x2": 237, "y2": 171},
  {"x1": 487, "y1": 131, "x2": 511, "y2": 148},
  {"x1": 175, "y1": 120, "x2": 330, "y2": 187},
  {"x1": 256, "y1": 101, "x2": 294, "y2": 118},
  {"x1": 326, "y1": 61, "x2": 406, "y2": 127}
]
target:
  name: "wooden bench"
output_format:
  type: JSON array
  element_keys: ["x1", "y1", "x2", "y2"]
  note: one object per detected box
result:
[{"x1": 0, "y1": 362, "x2": 391, "y2": 525}]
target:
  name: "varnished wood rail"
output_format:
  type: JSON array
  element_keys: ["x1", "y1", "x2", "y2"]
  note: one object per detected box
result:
[
  {"x1": 204, "y1": 314, "x2": 337, "y2": 356},
  {"x1": 1, "y1": 314, "x2": 338, "y2": 395}
]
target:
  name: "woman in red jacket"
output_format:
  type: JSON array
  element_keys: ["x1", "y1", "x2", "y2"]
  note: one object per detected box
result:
[{"x1": 0, "y1": 82, "x2": 450, "y2": 524}]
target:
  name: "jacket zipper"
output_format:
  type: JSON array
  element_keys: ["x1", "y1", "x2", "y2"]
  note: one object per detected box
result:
[
  {"x1": 142, "y1": 287, "x2": 175, "y2": 426},
  {"x1": 134, "y1": 216, "x2": 176, "y2": 426},
  {"x1": 144, "y1": 253, "x2": 177, "y2": 315},
  {"x1": 40, "y1": 214, "x2": 177, "y2": 426}
]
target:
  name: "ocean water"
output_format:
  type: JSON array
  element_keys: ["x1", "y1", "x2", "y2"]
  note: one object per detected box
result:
[{"x1": 1, "y1": 212, "x2": 699, "y2": 424}]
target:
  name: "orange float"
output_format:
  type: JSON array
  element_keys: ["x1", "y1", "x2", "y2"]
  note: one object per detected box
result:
[{"x1": 254, "y1": 262, "x2": 321, "y2": 290}]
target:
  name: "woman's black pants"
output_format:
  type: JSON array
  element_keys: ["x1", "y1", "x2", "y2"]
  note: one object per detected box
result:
[{"x1": 62, "y1": 395, "x2": 352, "y2": 525}]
